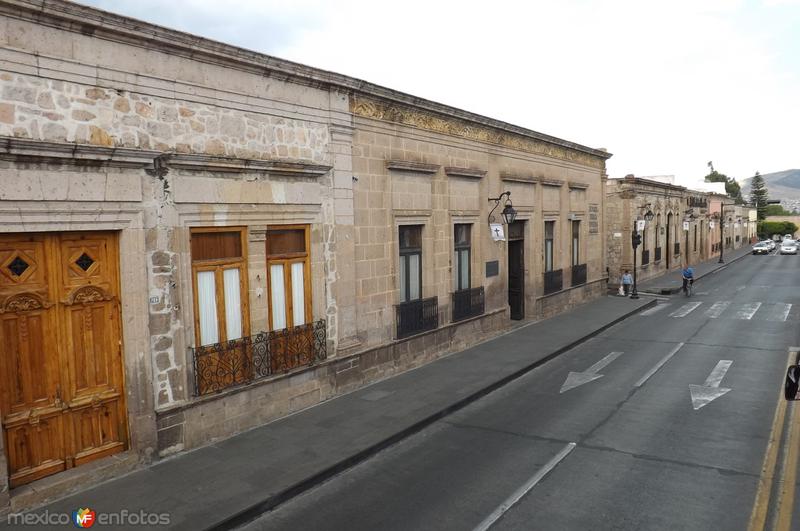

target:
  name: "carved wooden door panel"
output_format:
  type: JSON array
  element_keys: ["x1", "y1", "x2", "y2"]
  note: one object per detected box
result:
[
  {"x1": 0, "y1": 234, "x2": 64, "y2": 487},
  {"x1": 0, "y1": 232, "x2": 127, "y2": 488},
  {"x1": 57, "y1": 233, "x2": 127, "y2": 469}
]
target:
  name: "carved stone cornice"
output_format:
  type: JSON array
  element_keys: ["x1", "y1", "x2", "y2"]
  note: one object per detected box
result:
[
  {"x1": 386, "y1": 160, "x2": 440, "y2": 174},
  {"x1": 568, "y1": 181, "x2": 589, "y2": 190},
  {"x1": 500, "y1": 173, "x2": 538, "y2": 184},
  {"x1": 352, "y1": 96, "x2": 608, "y2": 169},
  {"x1": 541, "y1": 179, "x2": 565, "y2": 187},
  {"x1": 0, "y1": 137, "x2": 331, "y2": 178},
  {"x1": 444, "y1": 167, "x2": 486, "y2": 179}
]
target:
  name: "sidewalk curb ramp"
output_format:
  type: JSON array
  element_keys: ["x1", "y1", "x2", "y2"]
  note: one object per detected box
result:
[{"x1": 208, "y1": 298, "x2": 657, "y2": 530}]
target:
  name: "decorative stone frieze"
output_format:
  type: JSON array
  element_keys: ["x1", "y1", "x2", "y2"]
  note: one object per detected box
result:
[{"x1": 352, "y1": 95, "x2": 607, "y2": 170}]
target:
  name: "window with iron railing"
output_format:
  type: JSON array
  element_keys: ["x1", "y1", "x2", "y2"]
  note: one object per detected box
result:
[
  {"x1": 396, "y1": 296, "x2": 438, "y2": 339},
  {"x1": 641, "y1": 249, "x2": 650, "y2": 265},
  {"x1": 192, "y1": 320, "x2": 327, "y2": 396},
  {"x1": 545, "y1": 221, "x2": 555, "y2": 273},
  {"x1": 452, "y1": 286, "x2": 484, "y2": 322},
  {"x1": 571, "y1": 264, "x2": 587, "y2": 286},
  {"x1": 544, "y1": 269, "x2": 563, "y2": 295}
]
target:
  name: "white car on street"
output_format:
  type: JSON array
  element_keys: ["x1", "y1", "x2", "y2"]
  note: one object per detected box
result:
[{"x1": 780, "y1": 240, "x2": 798, "y2": 255}]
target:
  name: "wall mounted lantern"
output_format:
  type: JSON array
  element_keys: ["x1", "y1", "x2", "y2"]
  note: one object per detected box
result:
[{"x1": 488, "y1": 191, "x2": 517, "y2": 226}]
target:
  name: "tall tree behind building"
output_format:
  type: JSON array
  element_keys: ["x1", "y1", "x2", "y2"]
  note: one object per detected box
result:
[{"x1": 749, "y1": 171, "x2": 769, "y2": 220}]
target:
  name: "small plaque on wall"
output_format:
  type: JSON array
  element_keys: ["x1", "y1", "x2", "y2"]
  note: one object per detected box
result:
[{"x1": 486, "y1": 260, "x2": 499, "y2": 277}]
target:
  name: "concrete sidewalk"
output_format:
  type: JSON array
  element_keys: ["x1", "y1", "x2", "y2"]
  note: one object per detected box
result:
[
  {"x1": 636, "y1": 245, "x2": 753, "y2": 295},
  {"x1": 13, "y1": 295, "x2": 654, "y2": 531}
]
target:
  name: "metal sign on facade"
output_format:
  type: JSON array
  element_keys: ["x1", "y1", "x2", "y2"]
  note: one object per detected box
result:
[{"x1": 490, "y1": 223, "x2": 506, "y2": 241}]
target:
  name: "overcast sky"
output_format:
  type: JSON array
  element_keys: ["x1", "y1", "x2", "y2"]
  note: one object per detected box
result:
[{"x1": 80, "y1": 0, "x2": 799, "y2": 187}]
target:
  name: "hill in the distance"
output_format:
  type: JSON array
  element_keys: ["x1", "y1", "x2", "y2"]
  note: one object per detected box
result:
[{"x1": 741, "y1": 169, "x2": 800, "y2": 211}]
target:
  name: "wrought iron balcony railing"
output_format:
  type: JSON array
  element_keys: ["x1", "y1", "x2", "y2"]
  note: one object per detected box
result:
[
  {"x1": 451, "y1": 286, "x2": 485, "y2": 322},
  {"x1": 544, "y1": 269, "x2": 563, "y2": 295},
  {"x1": 396, "y1": 296, "x2": 439, "y2": 339},
  {"x1": 654, "y1": 247, "x2": 662, "y2": 262},
  {"x1": 641, "y1": 249, "x2": 650, "y2": 266},
  {"x1": 571, "y1": 263, "x2": 587, "y2": 286},
  {"x1": 192, "y1": 319, "x2": 327, "y2": 396}
]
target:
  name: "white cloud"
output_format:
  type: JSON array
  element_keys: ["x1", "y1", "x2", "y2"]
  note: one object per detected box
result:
[{"x1": 79, "y1": 0, "x2": 800, "y2": 184}]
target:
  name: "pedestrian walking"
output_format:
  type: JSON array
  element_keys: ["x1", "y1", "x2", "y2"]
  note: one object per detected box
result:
[{"x1": 621, "y1": 270, "x2": 633, "y2": 296}]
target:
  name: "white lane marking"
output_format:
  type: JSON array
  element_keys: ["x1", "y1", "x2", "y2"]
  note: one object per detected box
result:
[
  {"x1": 641, "y1": 304, "x2": 671, "y2": 316},
  {"x1": 669, "y1": 302, "x2": 703, "y2": 318},
  {"x1": 769, "y1": 303, "x2": 792, "y2": 322},
  {"x1": 634, "y1": 342, "x2": 685, "y2": 388},
  {"x1": 473, "y1": 443, "x2": 576, "y2": 531},
  {"x1": 736, "y1": 286, "x2": 746, "y2": 292},
  {"x1": 689, "y1": 360, "x2": 733, "y2": 410},
  {"x1": 734, "y1": 302, "x2": 762, "y2": 320},
  {"x1": 704, "y1": 301, "x2": 731, "y2": 319},
  {"x1": 560, "y1": 352, "x2": 623, "y2": 393}
]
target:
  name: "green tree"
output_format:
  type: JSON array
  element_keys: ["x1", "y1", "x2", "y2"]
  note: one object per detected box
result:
[
  {"x1": 765, "y1": 204, "x2": 792, "y2": 216},
  {"x1": 704, "y1": 162, "x2": 744, "y2": 203},
  {"x1": 759, "y1": 221, "x2": 799, "y2": 239},
  {"x1": 749, "y1": 171, "x2": 769, "y2": 220}
]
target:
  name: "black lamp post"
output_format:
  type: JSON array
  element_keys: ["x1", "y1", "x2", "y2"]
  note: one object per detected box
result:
[
  {"x1": 718, "y1": 203, "x2": 735, "y2": 263},
  {"x1": 630, "y1": 206, "x2": 654, "y2": 299}
]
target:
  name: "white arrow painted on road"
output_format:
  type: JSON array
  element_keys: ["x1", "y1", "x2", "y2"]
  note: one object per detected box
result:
[
  {"x1": 689, "y1": 360, "x2": 732, "y2": 410},
  {"x1": 560, "y1": 352, "x2": 622, "y2": 393}
]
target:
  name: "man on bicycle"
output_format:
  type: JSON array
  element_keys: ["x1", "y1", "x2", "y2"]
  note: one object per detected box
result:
[{"x1": 682, "y1": 265, "x2": 694, "y2": 295}]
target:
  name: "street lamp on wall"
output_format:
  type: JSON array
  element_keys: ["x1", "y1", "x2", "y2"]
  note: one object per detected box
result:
[
  {"x1": 629, "y1": 204, "x2": 654, "y2": 300},
  {"x1": 488, "y1": 191, "x2": 517, "y2": 226}
]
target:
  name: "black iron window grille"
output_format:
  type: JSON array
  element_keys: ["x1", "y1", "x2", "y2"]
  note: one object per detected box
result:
[
  {"x1": 192, "y1": 320, "x2": 326, "y2": 396},
  {"x1": 571, "y1": 264, "x2": 587, "y2": 286},
  {"x1": 396, "y1": 296, "x2": 438, "y2": 339},
  {"x1": 655, "y1": 247, "x2": 662, "y2": 262},
  {"x1": 452, "y1": 286, "x2": 485, "y2": 322},
  {"x1": 674, "y1": 242, "x2": 680, "y2": 256},
  {"x1": 641, "y1": 249, "x2": 650, "y2": 266},
  {"x1": 544, "y1": 268, "x2": 563, "y2": 295}
]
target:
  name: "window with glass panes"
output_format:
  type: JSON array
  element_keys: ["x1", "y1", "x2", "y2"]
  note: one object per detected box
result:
[
  {"x1": 571, "y1": 220, "x2": 580, "y2": 266},
  {"x1": 544, "y1": 221, "x2": 555, "y2": 272},
  {"x1": 453, "y1": 224, "x2": 471, "y2": 292},
  {"x1": 191, "y1": 228, "x2": 250, "y2": 346},
  {"x1": 399, "y1": 225, "x2": 422, "y2": 302},
  {"x1": 266, "y1": 225, "x2": 311, "y2": 330}
]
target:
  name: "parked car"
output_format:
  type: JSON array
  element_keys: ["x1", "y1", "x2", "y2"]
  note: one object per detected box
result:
[
  {"x1": 753, "y1": 242, "x2": 770, "y2": 255},
  {"x1": 780, "y1": 240, "x2": 798, "y2": 255}
]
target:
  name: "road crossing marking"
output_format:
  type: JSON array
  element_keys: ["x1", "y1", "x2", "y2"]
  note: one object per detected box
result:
[
  {"x1": 735, "y1": 302, "x2": 762, "y2": 320},
  {"x1": 704, "y1": 301, "x2": 730, "y2": 319},
  {"x1": 669, "y1": 302, "x2": 703, "y2": 318},
  {"x1": 769, "y1": 303, "x2": 792, "y2": 322},
  {"x1": 473, "y1": 442, "x2": 576, "y2": 531},
  {"x1": 640, "y1": 304, "x2": 671, "y2": 316}
]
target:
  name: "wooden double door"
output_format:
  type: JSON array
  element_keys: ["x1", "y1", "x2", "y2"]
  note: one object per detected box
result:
[{"x1": 0, "y1": 232, "x2": 127, "y2": 487}]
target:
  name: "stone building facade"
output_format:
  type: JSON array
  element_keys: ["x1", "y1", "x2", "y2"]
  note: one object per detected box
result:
[
  {"x1": 606, "y1": 177, "x2": 754, "y2": 289},
  {"x1": 0, "y1": 0, "x2": 610, "y2": 512}
]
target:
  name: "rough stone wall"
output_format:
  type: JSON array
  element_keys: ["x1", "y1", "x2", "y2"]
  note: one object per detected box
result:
[{"x1": 0, "y1": 72, "x2": 328, "y2": 162}]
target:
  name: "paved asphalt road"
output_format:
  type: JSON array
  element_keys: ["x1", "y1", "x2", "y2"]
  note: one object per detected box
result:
[{"x1": 242, "y1": 253, "x2": 800, "y2": 531}]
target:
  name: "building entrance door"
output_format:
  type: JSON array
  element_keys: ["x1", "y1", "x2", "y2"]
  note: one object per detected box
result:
[
  {"x1": 507, "y1": 222, "x2": 525, "y2": 320},
  {"x1": 0, "y1": 232, "x2": 127, "y2": 488}
]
